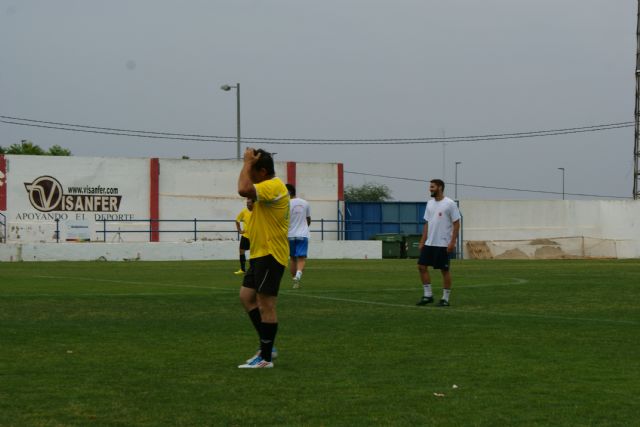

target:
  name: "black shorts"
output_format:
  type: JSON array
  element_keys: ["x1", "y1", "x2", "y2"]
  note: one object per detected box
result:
[
  {"x1": 242, "y1": 255, "x2": 285, "y2": 296},
  {"x1": 417, "y1": 245, "x2": 451, "y2": 271},
  {"x1": 239, "y1": 236, "x2": 250, "y2": 251}
]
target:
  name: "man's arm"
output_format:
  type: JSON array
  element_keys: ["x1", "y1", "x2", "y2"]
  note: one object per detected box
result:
[
  {"x1": 238, "y1": 148, "x2": 259, "y2": 199},
  {"x1": 419, "y1": 222, "x2": 428, "y2": 248},
  {"x1": 235, "y1": 220, "x2": 243, "y2": 234},
  {"x1": 447, "y1": 220, "x2": 460, "y2": 253}
]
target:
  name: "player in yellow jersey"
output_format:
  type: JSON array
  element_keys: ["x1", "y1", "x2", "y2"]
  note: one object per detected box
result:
[
  {"x1": 234, "y1": 198, "x2": 253, "y2": 274},
  {"x1": 236, "y1": 148, "x2": 290, "y2": 369}
]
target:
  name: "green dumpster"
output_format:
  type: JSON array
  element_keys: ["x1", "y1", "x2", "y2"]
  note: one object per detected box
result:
[
  {"x1": 405, "y1": 234, "x2": 423, "y2": 258},
  {"x1": 372, "y1": 233, "x2": 406, "y2": 259}
]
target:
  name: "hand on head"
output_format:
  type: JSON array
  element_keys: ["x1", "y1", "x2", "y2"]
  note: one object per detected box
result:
[{"x1": 244, "y1": 147, "x2": 261, "y2": 165}]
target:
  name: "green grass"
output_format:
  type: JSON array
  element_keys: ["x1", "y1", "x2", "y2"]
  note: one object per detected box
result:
[{"x1": 1, "y1": 259, "x2": 639, "y2": 426}]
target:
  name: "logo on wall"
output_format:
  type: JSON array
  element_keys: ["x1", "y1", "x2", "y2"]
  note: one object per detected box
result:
[
  {"x1": 24, "y1": 176, "x2": 122, "y2": 212},
  {"x1": 24, "y1": 176, "x2": 63, "y2": 212}
]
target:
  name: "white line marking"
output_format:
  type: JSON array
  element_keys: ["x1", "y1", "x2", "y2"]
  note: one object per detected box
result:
[
  {"x1": 33, "y1": 275, "x2": 234, "y2": 291},
  {"x1": 27, "y1": 275, "x2": 638, "y2": 325},
  {"x1": 0, "y1": 292, "x2": 216, "y2": 298},
  {"x1": 288, "y1": 278, "x2": 530, "y2": 293},
  {"x1": 280, "y1": 291, "x2": 638, "y2": 325},
  {"x1": 461, "y1": 277, "x2": 530, "y2": 289}
]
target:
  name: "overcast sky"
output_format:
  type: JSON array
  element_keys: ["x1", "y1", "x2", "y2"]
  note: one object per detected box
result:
[{"x1": 0, "y1": 0, "x2": 635, "y2": 201}]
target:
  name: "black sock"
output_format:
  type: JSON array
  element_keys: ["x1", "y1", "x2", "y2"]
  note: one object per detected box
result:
[
  {"x1": 240, "y1": 254, "x2": 246, "y2": 272},
  {"x1": 247, "y1": 308, "x2": 261, "y2": 337},
  {"x1": 259, "y1": 322, "x2": 278, "y2": 362}
]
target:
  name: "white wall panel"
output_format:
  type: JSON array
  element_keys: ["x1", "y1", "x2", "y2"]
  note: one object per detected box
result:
[{"x1": 4, "y1": 155, "x2": 149, "y2": 242}]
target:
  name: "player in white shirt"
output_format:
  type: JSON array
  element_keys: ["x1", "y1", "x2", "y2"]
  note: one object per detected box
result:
[
  {"x1": 286, "y1": 184, "x2": 311, "y2": 289},
  {"x1": 416, "y1": 179, "x2": 461, "y2": 307}
]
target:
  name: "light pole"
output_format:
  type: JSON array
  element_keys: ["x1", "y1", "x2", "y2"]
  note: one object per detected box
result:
[
  {"x1": 557, "y1": 167, "x2": 565, "y2": 200},
  {"x1": 455, "y1": 161, "x2": 462, "y2": 200},
  {"x1": 220, "y1": 83, "x2": 241, "y2": 160},
  {"x1": 440, "y1": 128, "x2": 446, "y2": 180}
]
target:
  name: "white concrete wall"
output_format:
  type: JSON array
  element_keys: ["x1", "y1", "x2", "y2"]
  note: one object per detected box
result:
[
  {"x1": 0, "y1": 240, "x2": 381, "y2": 262},
  {"x1": 460, "y1": 200, "x2": 640, "y2": 258},
  {"x1": 158, "y1": 159, "x2": 248, "y2": 242},
  {"x1": 4, "y1": 155, "x2": 149, "y2": 242},
  {"x1": 1, "y1": 155, "x2": 342, "y2": 243},
  {"x1": 293, "y1": 162, "x2": 342, "y2": 241}
]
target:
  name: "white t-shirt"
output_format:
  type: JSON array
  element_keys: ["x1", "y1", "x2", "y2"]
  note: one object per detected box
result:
[
  {"x1": 288, "y1": 197, "x2": 311, "y2": 238},
  {"x1": 423, "y1": 197, "x2": 461, "y2": 247}
]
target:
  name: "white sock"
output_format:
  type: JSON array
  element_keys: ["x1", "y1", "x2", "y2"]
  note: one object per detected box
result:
[
  {"x1": 423, "y1": 284, "x2": 432, "y2": 297},
  {"x1": 442, "y1": 288, "x2": 451, "y2": 301},
  {"x1": 295, "y1": 271, "x2": 302, "y2": 280}
]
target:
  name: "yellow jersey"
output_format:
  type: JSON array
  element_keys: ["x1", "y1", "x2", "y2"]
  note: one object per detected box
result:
[
  {"x1": 247, "y1": 177, "x2": 290, "y2": 266},
  {"x1": 235, "y1": 207, "x2": 252, "y2": 235}
]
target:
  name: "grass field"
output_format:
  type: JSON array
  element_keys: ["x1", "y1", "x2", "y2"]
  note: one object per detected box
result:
[{"x1": 1, "y1": 259, "x2": 639, "y2": 426}]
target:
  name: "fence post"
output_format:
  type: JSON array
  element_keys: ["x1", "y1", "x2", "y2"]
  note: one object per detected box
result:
[
  {"x1": 55, "y1": 218, "x2": 60, "y2": 243},
  {"x1": 321, "y1": 218, "x2": 324, "y2": 241},
  {"x1": 194, "y1": 218, "x2": 197, "y2": 241},
  {"x1": 459, "y1": 214, "x2": 464, "y2": 259}
]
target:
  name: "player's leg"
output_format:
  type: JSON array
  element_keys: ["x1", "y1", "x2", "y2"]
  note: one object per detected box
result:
[
  {"x1": 240, "y1": 249, "x2": 246, "y2": 271},
  {"x1": 236, "y1": 238, "x2": 249, "y2": 274},
  {"x1": 236, "y1": 249, "x2": 246, "y2": 275},
  {"x1": 238, "y1": 264, "x2": 268, "y2": 368},
  {"x1": 288, "y1": 238, "x2": 298, "y2": 282},
  {"x1": 291, "y1": 257, "x2": 301, "y2": 289},
  {"x1": 239, "y1": 283, "x2": 279, "y2": 365},
  {"x1": 238, "y1": 259, "x2": 264, "y2": 360},
  {"x1": 239, "y1": 279, "x2": 260, "y2": 336},
  {"x1": 296, "y1": 257, "x2": 306, "y2": 279},
  {"x1": 255, "y1": 255, "x2": 284, "y2": 362},
  {"x1": 293, "y1": 238, "x2": 308, "y2": 282},
  {"x1": 437, "y1": 248, "x2": 452, "y2": 306},
  {"x1": 289, "y1": 256, "x2": 297, "y2": 279},
  {"x1": 256, "y1": 293, "x2": 278, "y2": 363},
  {"x1": 416, "y1": 246, "x2": 434, "y2": 305},
  {"x1": 238, "y1": 255, "x2": 284, "y2": 368},
  {"x1": 438, "y1": 269, "x2": 452, "y2": 306}
]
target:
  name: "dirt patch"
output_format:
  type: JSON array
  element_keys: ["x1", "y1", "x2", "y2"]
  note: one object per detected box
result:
[
  {"x1": 529, "y1": 238, "x2": 558, "y2": 245},
  {"x1": 466, "y1": 241, "x2": 493, "y2": 259},
  {"x1": 495, "y1": 248, "x2": 529, "y2": 260},
  {"x1": 534, "y1": 245, "x2": 565, "y2": 259}
]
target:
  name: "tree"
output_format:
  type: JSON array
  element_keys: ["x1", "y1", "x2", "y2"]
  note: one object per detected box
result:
[
  {"x1": 344, "y1": 182, "x2": 392, "y2": 202},
  {"x1": 47, "y1": 145, "x2": 72, "y2": 156},
  {"x1": 6, "y1": 140, "x2": 45, "y2": 155},
  {"x1": 0, "y1": 140, "x2": 72, "y2": 156}
]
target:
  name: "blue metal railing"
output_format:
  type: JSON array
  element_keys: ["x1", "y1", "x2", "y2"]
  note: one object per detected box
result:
[
  {"x1": 94, "y1": 218, "x2": 432, "y2": 242},
  {"x1": 47, "y1": 216, "x2": 462, "y2": 258},
  {"x1": 99, "y1": 219, "x2": 239, "y2": 242},
  {"x1": 0, "y1": 212, "x2": 6, "y2": 243},
  {"x1": 94, "y1": 218, "x2": 349, "y2": 242},
  {"x1": 92, "y1": 218, "x2": 445, "y2": 244}
]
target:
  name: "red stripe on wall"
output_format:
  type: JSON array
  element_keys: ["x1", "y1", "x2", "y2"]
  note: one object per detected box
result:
[
  {"x1": 0, "y1": 155, "x2": 6, "y2": 211},
  {"x1": 337, "y1": 163, "x2": 344, "y2": 201},
  {"x1": 149, "y1": 158, "x2": 160, "y2": 242},
  {"x1": 287, "y1": 162, "x2": 296, "y2": 187}
]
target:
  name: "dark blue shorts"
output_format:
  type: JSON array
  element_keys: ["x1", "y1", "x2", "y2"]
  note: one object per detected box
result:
[
  {"x1": 239, "y1": 236, "x2": 250, "y2": 251},
  {"x1": 289, "y1": 237, "x2": 309, "y2": 258},
  {"x1": 417, "y1": 245, "x2": 450, "y2": 271}
]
